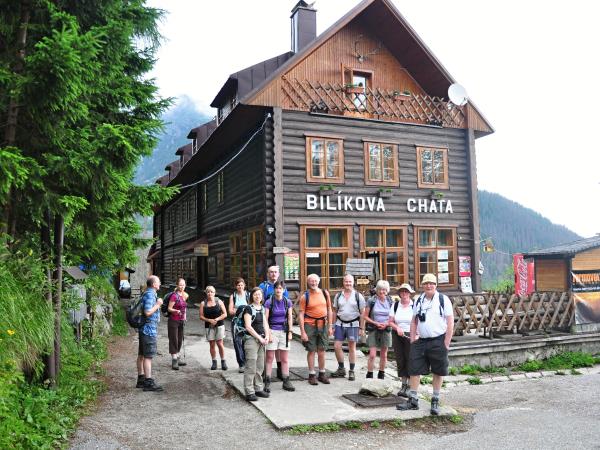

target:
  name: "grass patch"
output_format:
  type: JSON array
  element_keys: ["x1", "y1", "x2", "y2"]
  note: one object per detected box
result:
[
  {"x1": 391, "y1": 418, "x2": 405, "y2": 428},
  {"x1": 466, "y1": 376, "x2": 482, "y2": 385},
  {"x1": 518, "y1": 352, "x2": 597, "y2": 372},
  {"x1": 571, "y1": 369, "x2": 582, "y2": 375},
  {"x1": 421, "y1": 375, "x2": 433, "y2": 385},
  {"x1": 343, "y1": 421, "x2": 361, "y2": 429},
  {"x1": 449, "y1": 414, "x2": 464, "y2": 424},
  {"x1": 288, "y1": 423, "x2": 341, "y2": 434},
  {"x1": 370, "y1": 420, "x2": 381, "y2": 428}
]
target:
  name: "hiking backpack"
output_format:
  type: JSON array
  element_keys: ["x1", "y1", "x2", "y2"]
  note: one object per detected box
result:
[
  {"x1": 333, "y1": 291, "x2": 361, "y2": 324},
  {"x1": 365, "y1": 295, "x2": 393, "y2": 331},
  {"x1": 126, "y1": 296, "x2": 146, "y2": 329},
  {"x1": 414, "y1": 291, "x2": 447, "y2": 318},
  {"x1": 232, "y1": 304, "x2": 257, "y2": 338},
  {"x1": 161, "y1": 291, "x2": 180, "y2": 317}
]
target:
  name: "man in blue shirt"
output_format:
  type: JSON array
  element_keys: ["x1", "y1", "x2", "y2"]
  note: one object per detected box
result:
[
  {"x1": 259, "y1": 265, "x2": 288, "y2": 379},
  {"x1": 136, "y1": 275, "x2": 164, "y2": 391}
]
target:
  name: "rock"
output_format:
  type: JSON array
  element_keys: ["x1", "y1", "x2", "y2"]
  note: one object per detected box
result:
[{"x1": 359, "y1": 380, "x2": 394, "y2": 397}]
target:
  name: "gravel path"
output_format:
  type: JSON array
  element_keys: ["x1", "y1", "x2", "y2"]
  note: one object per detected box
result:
[{"x1": 69, "y1": 306, "x2": 600, "y2": 450}]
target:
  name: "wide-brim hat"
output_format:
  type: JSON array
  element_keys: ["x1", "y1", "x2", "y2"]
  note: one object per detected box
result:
[
  {"x1": 421, "y1": 273, "x2": 437, "y2": 285},
  {"x1": 398, "y1": 283, "x2": 415, "y2": 293}
]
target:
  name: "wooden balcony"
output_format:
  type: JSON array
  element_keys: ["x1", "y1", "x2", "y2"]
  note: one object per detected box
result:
[{"x1": 281, "y1": 76, "x2": 467, "y2": 129}]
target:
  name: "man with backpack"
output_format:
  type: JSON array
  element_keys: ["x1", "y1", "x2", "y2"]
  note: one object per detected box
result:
[
  {"x1": 299, "y1": 273, "x2": 333, "y2": 385},
  {"x1": 135, "y1": 275, "x2": 164, "y2": 392},
  {"x1": 332, "y1": 273, "x2": 365, "y2": 381},
  {"x1": 397, "y1": 273, "x2": 454, "y2": 415},
  {"x1": 259, "y1": 265, "x2": 288, "y2": 380}
]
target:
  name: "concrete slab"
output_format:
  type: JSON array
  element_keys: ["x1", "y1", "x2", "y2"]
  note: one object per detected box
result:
[
  {"x1": 491, "y1": 375, "x2": 510, "y2": 383},
  {"x1": 525, "y1": 372, "x2": 542, "y2": 378},
  {"x1": 508, "y1": 374, "x2": 527, "y2": 381},
  {"x1": 223, "y1": 370, "x2": 456, "y2": 429}
]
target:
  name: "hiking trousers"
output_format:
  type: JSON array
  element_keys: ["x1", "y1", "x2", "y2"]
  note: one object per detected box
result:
[{"x1": 243, "y1": 336, "x2": 265, "y2": 395}]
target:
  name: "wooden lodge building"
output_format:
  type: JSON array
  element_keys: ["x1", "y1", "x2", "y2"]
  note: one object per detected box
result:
[{"x1": 149, "y1": 0, "x2": 494, "y2": 299}]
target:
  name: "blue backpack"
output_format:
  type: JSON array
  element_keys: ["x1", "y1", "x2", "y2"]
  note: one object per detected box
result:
[{"x1": 126, "y1": 296, "x2": 145, "y2": 329}]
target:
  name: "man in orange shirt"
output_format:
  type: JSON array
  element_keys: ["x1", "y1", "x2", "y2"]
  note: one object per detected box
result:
[{"x1": 299, "y1": 273, "x2": 334, "y2": 385}]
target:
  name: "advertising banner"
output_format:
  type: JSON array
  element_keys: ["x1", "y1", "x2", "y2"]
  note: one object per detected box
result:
[
  {"x1": 572, "y1": 270, "x2": 600, "y2": 324},
  {"x1": 513, "y1": 253, "x2": 535, "y2": 296}
]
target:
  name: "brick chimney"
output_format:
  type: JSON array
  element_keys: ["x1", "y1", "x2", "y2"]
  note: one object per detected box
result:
[{"x1": 291, "y1": 1, "x2": 316, "y2": 53}]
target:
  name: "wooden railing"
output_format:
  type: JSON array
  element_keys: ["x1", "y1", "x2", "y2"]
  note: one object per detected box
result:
[
  {"x1": 451, "y1": 292, "x2": 575, "y2": 337},
  {"x1": 281, "y1": 76, "x2": 467, "y2": 129}
]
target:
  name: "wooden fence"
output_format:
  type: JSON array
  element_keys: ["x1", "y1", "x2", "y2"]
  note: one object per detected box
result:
[{"x1": 451, "y1": 292, "x2": 575, "y2": 337}]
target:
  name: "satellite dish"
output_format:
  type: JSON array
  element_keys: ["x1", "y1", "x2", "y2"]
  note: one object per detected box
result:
[{"x1": 448, "y1": 83, "x2": 468, "y2": 106}]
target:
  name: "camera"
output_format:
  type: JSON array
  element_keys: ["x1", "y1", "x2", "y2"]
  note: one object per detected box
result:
[{"x1": 417, "y1": 312, "x2": 427, "y2": 322}]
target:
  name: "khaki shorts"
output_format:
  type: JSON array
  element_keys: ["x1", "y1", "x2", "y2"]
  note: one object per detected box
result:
[
  {"x1": 206, "y1": 325, "x2": 225, "y2": 341},
  {"x1": 266, "y1": 329, "x2": 290, "y2": 351},
  {"x1": 303, "y1": 323, "x2": 329, "y2": 352},
  {"x1": 366, "y1": 328, "x2": 392, "y2": 349}
]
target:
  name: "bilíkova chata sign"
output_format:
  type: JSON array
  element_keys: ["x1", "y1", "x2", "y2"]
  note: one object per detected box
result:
[
  {"x1": 305, "y1": 194, "x2": 454, "y2": 214},
  {"x1": 306, "y1": 194, "x2": 386, "y2": 212}
]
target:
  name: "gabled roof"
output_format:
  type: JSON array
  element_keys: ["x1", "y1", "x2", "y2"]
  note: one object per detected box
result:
[
  {"x1": 165, "y1": 159, "x2": 180, "y2": 172},
  {"x1": 187, "y1": 118, "x2": 217, "y2": 140},
  {"x1": 155, "y1": 174, "x2": 169, "y2": 187},
  {"x1": 523, "y1": 235, "x2": 600, "y2": 258},
  {"x1": 242, "y1": 0, "x2": 493, "y2": 135},
  {"x1": 210, "y1": 52, "x2": 294, "y2": 108},
  {"x1": 175, "y1": 143, "x2": 192, "y2": 156}
]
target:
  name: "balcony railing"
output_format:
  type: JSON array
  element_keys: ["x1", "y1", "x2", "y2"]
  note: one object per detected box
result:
[{"x1": 281, "y1": 76, "x2": 467, "y2": 129}]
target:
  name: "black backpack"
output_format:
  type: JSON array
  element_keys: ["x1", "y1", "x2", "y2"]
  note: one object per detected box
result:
[
  {"x1": 161, "y1": 291, "x2": 180, "y2": 317},
  {"x1": 126, "y1": 296, "x2": 146, "y2": 329},
  {"x1": 413, "y1": 292, "x2": 447, "y2": 322}
]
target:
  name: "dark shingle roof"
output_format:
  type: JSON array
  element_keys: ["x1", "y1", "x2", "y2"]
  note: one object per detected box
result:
[{"x1": 523, "y1": 235, "x2": 600, "y2": 258}]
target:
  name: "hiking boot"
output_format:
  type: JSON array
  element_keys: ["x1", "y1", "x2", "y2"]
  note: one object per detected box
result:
[
  {"x1": 276, "y1": 363, "x2": 283, "y2": 381},
  {"x1": 238, "y1": 365, "x2": 245, "y2": 373},
  {"x1": 210, "y1": 360, "x2": 217, "y2": 370},
  {"x1": 171, "y1": 359, "x2": 179, "y2": 370},
  {"x1": 246, "y1": 393, "x2": 258, "y2": 402},
  {"x1": 317, "y1": 372, "x2": 330, "y2": 384},
  {"x1": 135, "y1": 375, "x2": 145, "y2": 388},
  {"x1": 178, "y1": 358, "x2": 187, "y2": 367},
  {"x1": 348, "y1": 370, "x2": 355, "y2": 381},
  {"x1": 221, "y1": 360, "x2": 228, "y2": 371},
  {"x1": 308, "y1": 373, "x2": 318, "y2": 385},
  {"x1": 396, "y1": 397, "x2": 419, "y2": 411},
  {"x1": 430, "y1": 398, "x2": 440, "y2": 416},
  {"x1": 255, "y1": 390, "x2": 270, "y2": 398},
  {"x1": 282, "y1": 377, "x2": 295, "y2": 392},
  {"x1": 397, "y1": 384, "x2": 409, "y2": 398},
  {"x1": 366, "y1": 371, "x2": 373, "y2": 379},
  {"x1": 264, "y1": 376, "x2": 271, "y2": 393},
  {"x1": 142, "y1": 378, "x2": 163, "y2": 392},
  {"x1": 334, "y1": 367, "x2": 346, "y2": 377},
  {"x1": 377, "y1": 370, "x2": 385, "y2": 380}
]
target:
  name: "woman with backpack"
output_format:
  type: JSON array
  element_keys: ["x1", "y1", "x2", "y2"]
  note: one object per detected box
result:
[
  {"x1": 389, "y1": 283, "x2": 415, "y2": 397},
  {"x1": 242, "y1": 287, "x2": 271, "y2": 401},
  {"x1": 263, "y1": 281, "x2": 295, "y2": 392},
  {"x1": 167, "y1": 278, "x2": 188, "y2": 370},
  {"x1": 362, "y1": 279, "x2": 393, "y2": 379},
  {"x1": 199, "y1": 285, "x2": 228, "y2": 370},
  {"x1": 228, "y1": 278, "x2": 250, "y2": 373}
]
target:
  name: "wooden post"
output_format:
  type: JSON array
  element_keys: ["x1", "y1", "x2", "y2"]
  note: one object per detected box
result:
[
  {"x1": 272, "y1": 107, "x2": 285, "y2": 272},
  {"x1": 52, "y1": 214, "x2": 64, "y2": 385},
  {"x1": 466, "y1": 127, "x2": 482, "y2": 293},
  {"x1": 41, "y1": 209, "x2": 56, "y2": 385}
]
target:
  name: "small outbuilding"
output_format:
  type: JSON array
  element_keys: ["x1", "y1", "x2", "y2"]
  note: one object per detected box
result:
[{"x1": 523, "y1": 235, "x2": 600, "y2": 326}]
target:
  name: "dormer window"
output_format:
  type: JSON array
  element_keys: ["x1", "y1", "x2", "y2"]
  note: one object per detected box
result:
[
  {"x1": 218, "y1": 96, "x2": 237, "y2": 125},
  {"x1": 192, "y1": 138, "x2": 198, "y2": 155}
]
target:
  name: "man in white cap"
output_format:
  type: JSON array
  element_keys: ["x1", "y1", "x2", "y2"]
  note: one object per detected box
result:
[{"x1": 397, "y1": 273, "x2": 453, "y2": 415}]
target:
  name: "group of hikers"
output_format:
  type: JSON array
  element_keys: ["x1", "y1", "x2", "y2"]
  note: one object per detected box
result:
[{"x1": 134, "y1": 265, "x2": 454, "y2": 415}]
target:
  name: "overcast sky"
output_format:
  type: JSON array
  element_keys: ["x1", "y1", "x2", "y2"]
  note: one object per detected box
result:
[{"x1": 147, "y1": 0, "x2": 599, "y2": 239}]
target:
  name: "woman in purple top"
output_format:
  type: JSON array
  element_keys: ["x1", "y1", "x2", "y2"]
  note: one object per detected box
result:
[
  {"x1": 167, "y1": 278, "x2": 188, "y2": 370},
  {"x1": 264, "y1": 281, "x2": 295, "y2": 392}
]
